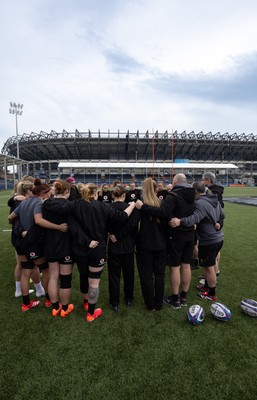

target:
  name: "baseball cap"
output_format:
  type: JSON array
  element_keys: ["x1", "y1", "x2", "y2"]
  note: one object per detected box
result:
[{"x1": 66, "y1": 177, "x2": 75, "y2": 183}]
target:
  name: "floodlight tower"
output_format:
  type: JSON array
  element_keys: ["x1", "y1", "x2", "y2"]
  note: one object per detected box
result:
[{"x1": 9, "y1": 102, "x2": 23, "y2": 180}]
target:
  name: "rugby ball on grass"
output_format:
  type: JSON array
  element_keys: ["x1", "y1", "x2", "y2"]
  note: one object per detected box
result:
[
  {"x1": 210, "y1": 302, "x2": 231, "y2": 321},
  {"x1": 187, "y1": 305, "x2": 204, "y2": 325},
  {"x1": 240, "y1": 299, "x2": 257, "y2": 317}
]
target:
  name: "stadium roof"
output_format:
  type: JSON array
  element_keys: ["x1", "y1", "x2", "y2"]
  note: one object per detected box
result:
[
  {"x1": 59, "y1": 161, "x2": 238, "y2": 170},
  {"x1": 2, "y1": 130, "x2": 257, "y2": 163}
]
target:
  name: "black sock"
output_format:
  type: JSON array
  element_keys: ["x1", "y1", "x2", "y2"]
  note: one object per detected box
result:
[
  {"x1": 52, "y1": 301, "x2": 60, "y2": 310},
  {"x1": 180, "y1": 291, "x2": 187, "y2": 299},
  {"x1": 22, "y1": 295, "x2": 30, "y2": 306},
  {"x1": 204, "y1": 280, "x2": 209, "y2": 289},
  {"x1": 208, "y1": 287, "x2": 216, "y2": 296},
  {"x1": 83, "y1": 299, "x2": 88, "y2": 305},
  {"x1": 62, "y1": 304, "x2": 68, "y2": 311},
  {"x1": 45, "y1": 292, "x2": 50, "y2": 301},
  {"x1": 88, "y1": 303, "x2": 96, "y2": 315}
]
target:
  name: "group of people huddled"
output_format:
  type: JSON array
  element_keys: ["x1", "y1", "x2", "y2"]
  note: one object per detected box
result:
[{"x1": 7, "y1": 172, "x2": 224, "y2": 322}]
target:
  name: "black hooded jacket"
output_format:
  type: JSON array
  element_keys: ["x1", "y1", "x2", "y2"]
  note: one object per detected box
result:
[{"x1": 141, "y1": 185, "x2": 196, "y2": 240}]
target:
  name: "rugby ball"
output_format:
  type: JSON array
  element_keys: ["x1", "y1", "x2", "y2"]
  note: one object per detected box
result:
[
  {"x1": 210, "y1": 302, "x2": 231, "y2": 321},
  {"x1": 187, "y1": 305, "x2": 204, "y2": 325},
  {"x1": 240, "y1": 299, "x2": 257, "y2": 317}
]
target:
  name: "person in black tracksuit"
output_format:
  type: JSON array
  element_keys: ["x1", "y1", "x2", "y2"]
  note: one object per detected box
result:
[
  {"x1": 136, "y1": 178, "x2": 167, "y2": 311},
  {"x1": 43, "y1": 183, "x2": 136, "y2": 322},
  {"x1": 125, "y1": 181, "x2": 142, "y2": 203},
  {"x1": 136, "y1": 173, "x2": 196, "y2": 309},
  {"x1": 98, "y1": 183, "x2": 113, "y2": 204},
  {"x1": 107, "y1": 185, "x2": 140, "y2": 311}
]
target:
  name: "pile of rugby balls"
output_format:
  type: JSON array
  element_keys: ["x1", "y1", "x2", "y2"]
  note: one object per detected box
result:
[{"x1": 240, "y1": 299, "x2": 257, "y2": 317}]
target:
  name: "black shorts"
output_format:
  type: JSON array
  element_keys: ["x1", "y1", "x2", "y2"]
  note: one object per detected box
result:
[
  {"x1": 198, "y1": 241, "x2": 223, "y2": 267},
  {"x1": 167, "y1": 238, "x2": 194, "y2": 267},
  {"x1": 23, "y1": 242, "x2": 45, "y2": 261},
  {"x1": 48, "y1": 255, "x2": 74, "y2": 264},
  {"x1": 75, "y1": 246, "x2": 106, "y2": 274}
]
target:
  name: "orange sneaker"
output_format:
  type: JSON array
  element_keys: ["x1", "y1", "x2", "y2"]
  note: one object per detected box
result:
[
  {"x1": 60, "y1": 304, "x2": 74, "y2": 317},
  {"x1": 83, "y1": 300, "x2": 89, "y2": 311},
  {"x1": 44, "y1": 299, "x2": 52, "y2": 308},
  {"x1": 86, "y1": 308, "x2": 102, "y2": 322},
  {"x1": 52, "y1": 304, "x2": 62, "y2": 317},
  {"x1": 22, "y1": 300, "x2": 40, "y2": 312}
]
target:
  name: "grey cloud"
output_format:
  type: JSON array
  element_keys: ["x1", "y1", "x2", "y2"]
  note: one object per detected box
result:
[{"x1": 149, "y1": 52, "x2": 257, "y2": 105}]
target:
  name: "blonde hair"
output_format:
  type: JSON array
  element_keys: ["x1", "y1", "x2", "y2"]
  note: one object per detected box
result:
[
  {"x1": 81, "y1": 183, "x2": 97, "y2": 202},
  {"x1": 142, "y1": 178, "x2": 160, "y2": 207},
  {"x1": 16, "y1": 180, "x2": 34, "y2": 196}
]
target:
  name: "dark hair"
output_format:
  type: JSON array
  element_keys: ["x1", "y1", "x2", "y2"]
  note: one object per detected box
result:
[
  {"x1": 112, "y1": 185, "x2": 127, "y2": 198},
  {"x1": 32, "y1": 178, "x2": 50, "y2": 196},
  {"x1": 54, "y1": 180, "x2": 70, "y2": 195}
]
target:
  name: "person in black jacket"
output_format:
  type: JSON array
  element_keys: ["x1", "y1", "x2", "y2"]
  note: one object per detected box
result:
[
  {"x1": 125, "y1": 180, "x2": 141, "y2": 203},
  {"x1": 43, "y1": 183, "x2": 136, "y2": 322},
  {"x1": 136, "y1": 178, "x2": 167, "y2": 311},
  {"x1": 42, "y1": 180, "x2": 74, "y2": 317},
  {"x1": 107, "y1": 185, "x2": 140, "y2": 311},
  {"x1": 136, "y1": 173, "x2": 196, "y2": 309},
  {"x1": 98, "y1": 183, "x2": 112, "y2": 204},
  {"x1": 66, "y1": 177, "x2": 81, "y2": 201}
]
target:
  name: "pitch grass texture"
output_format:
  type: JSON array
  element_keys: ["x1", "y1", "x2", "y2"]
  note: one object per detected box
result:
[{"x1": 1, "y1": 188, "x2": 257, "y2": 400}]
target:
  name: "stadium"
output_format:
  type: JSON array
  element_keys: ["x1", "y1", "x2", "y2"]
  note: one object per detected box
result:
[{"x1": 1, "y1": 129, "x2": 257, "y2": 188}]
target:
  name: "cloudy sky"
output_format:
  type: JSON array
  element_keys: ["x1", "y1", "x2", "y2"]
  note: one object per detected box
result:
[{"x1": 1, "y1": 0, "x2": 257, "y2": 152}]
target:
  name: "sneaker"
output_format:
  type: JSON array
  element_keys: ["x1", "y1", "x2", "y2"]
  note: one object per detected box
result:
[
  {"x1": 83, "y1": 301, "x2": 89, "y2": 312},
  {"x1": 109, "y1": 303, "x2": 119, "y2": 312},
  {"x1": 197, "y1": 291, "x2": 217, "y2": 301},
  {"x1": 60, "y1": 304, "x2": 74, "y2": 317},
  {"x1": 199, "y1": 279, "x2": 205, "y2": 285},
  {"x1": 124, "y1": 298, "x2": 133, "y2": 306},
  {"x1": 52, "y1": 304, "x2": 62, "y2": 317},
  {"x1": 86, "y1": 308, "x2": 102, "y2": 322},
  {"x1": 196, "y1": 284, "x2": 208, "y2": 292},
  {"x1": 22, "y1": 300, "x2": 40, "y2": 312},
  {"x1": 180, "y1": 297, "x2": 188, "y2": 307},
  {"x1": 36, "y1": 289, "x2": 45, "y2": 297},
  {"x1": 163, "y1": 296, "x2": 181, "y2": 309},
  {"x1": 15, "y1": 289, "x2": 34, "y2": 298},
  {"x1": 44, "y1": 299, "x2": 52, "y2": 308}
]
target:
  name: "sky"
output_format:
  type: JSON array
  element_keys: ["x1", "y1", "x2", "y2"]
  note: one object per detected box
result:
[{"x1": 1, "y1": 0, "x2": 257, "y2": 153}]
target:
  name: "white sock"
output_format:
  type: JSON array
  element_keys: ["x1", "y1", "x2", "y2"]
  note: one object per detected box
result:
[
  {"x1": 34, "y1": 282, "x2": 44, "y2": 292},
  {"x1": 15, "y1": 281, "x2": 21, "y2": 291}
]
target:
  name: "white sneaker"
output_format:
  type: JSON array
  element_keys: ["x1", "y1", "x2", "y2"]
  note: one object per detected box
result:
[
  {"x1": 36, "y1": 290, "x2": 45, "y2": 297},
  {"x1": 15, "y1": 289, "x2": 34, "y2": 297},
  {"x1": 199, "y1": 278, "x2": 205, "y2": 285}
]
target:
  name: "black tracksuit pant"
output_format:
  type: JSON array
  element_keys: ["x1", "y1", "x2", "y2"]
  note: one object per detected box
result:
[
  {"x1": 108, "y1": 252, "x2": 135, "y2": 306},
  {"x1": 136, "y1": 248, "x2": 166, "y2": 310}
]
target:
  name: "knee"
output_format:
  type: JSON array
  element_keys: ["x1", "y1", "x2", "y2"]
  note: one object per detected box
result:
[{"x1": 60, "y1": 273, "x2": 72, "y2": 289}]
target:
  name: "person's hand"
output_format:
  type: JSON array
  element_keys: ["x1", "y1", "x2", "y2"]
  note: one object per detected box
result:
[
  {"x1": 58, "y1": 223, "x2": 68, "y2": 232},
  {"x1": 109, "y1": 234, "x2": 117, "y2": 243},
  {"x1": 169, "y1": 217, "x2": 181, "y2": 227},
  {"x1": 215, "y1": 222, "x2": 221, "y2": 231},
  {"x1": 89, "y1": 240, "x2": 99, "y2": 248},
  {"x1": 135, "y1": 199, "x2": 143, "y2": 209}
]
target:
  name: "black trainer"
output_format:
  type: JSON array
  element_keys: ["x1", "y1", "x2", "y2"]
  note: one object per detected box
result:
[{"x1": 163, "y1": 296, "x2": 181, "y2": 309}]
